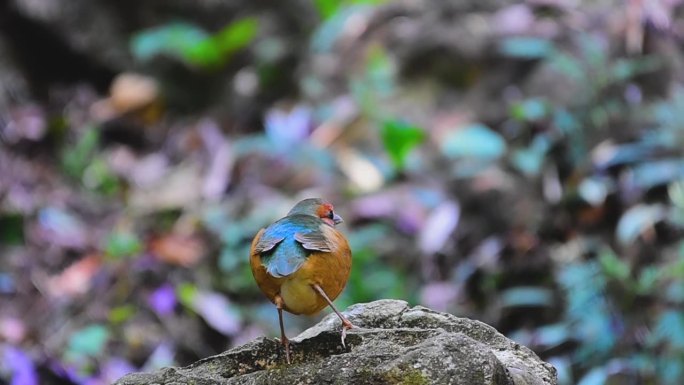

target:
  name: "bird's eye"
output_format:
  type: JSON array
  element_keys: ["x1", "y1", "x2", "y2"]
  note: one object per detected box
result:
[{"x1": 327, "y1": 211, "x2": 335, "y2": 219}]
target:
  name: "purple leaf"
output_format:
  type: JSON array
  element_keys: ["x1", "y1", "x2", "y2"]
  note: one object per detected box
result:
[
  {"x1": 148, "y1": 284, "x2": 177, "y2": 316},
  {"x1": 420, "y1": 282, "x2": 459, "y2": 312},
  {"x1": 4, "y1": 346, "x2": 38, "y2": 385},
  {"x1": 193, "y1": 291, "x2": 241, "y2": 336},
  {"x1": 418, "y1": 201, "x2": 460, "y2": 254},
  {"x1": 37, "y1": 207, "x2": 87, "y2": 249},
  {"x1": 265, "y1": 105, "x2": 312, "y2": 146},
  {"x1": 101, "y1": 358, "x2": 136, "y2": 383},
  {"x1": 142, "y1": 342, "x2": 175, "y2": 371}
]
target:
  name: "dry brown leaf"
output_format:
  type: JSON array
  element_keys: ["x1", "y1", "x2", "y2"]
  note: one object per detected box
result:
[
  {"x1": 149, "y1": 233, "x2": 205, "y2": 267},
  {"x1": 45, "y1": 254, "x2": 102, "y2": 298}
]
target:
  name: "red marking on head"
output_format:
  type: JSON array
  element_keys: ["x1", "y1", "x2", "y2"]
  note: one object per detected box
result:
[{"x1": 316, "y1": 203, "x2": 334, "y2": 219}]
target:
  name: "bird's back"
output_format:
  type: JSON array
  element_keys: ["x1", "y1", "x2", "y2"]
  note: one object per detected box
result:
[{"x1": 250, "y1": 215, "x2": 352, "y2": 315}]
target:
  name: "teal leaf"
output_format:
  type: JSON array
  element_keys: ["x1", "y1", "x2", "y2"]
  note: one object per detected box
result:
[
  {"x1": 312, "y1": 5, "x2": 370, "y2": 53},
  {"x1": 131, "y1": 19, "x2": 258, "y2": 68},
  {"x1": 380, "y1": 120, "x2": 426, "y2": 170},
  {"x1": 630, "y1": 160, "x2": 684, "y2": 190},
  {"x1": 616, "y1": 204, "x2": 666, "y2": 245},
  {"x1": 536, "y1": 324, "x2": 572, "y2": 348},
  {"x1": 577, "y1": 366, "x2": 608, "y2": 385},
  {"x1": 499, "y1": 37, "x2": 554, "y2": 59},
  {"x1": 510, "y1": 135, "x2": 551, "y2": 177},
  {"x1": 558, "y1": 261, "x2": 615, "y2": 359},
  {"x1": 547, "y1": 357, "x2": 574, "y2": 385},
  {"x1": 66, "y1": 324, "x2": 109, "y2": 360},
  {"x1": 653, "y1": 310, "x2": 684, "y2": 349},
  {"x1": 578, "y1": 177, "x2": 610, "y2": 206},
  {"x1": 441, "y1": 123, "x2": 506, "y2": 160},
  {"x1": 510, "y1": 98, "x2": 548, "y2": 121},
  {"x1": 131, "y1": 22, "x2": 211, "y2": 63},
  {"x1": 500, "y1": 286, "x2": 554, "y2": 308}
]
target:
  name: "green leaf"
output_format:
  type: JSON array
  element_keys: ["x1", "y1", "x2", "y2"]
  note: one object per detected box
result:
[
  {"x1": 66, "y1": 324, "x2": 109, "y2": 360},
  {"x1": 313, "y1": 0, "x2": 340, "y2": 19},
  {"x1": 62, "y1": 126, "x2": 99, "y2": 178},
  {"x1": 177, "y1": 282, "x2": 198, "y2": 308},
  {"x1": 598, "y1": 250, "x2": 630, "y2": 281},
  {"x1": 636, "y1": 266, "x2": 661, "y2": 294},
  {"x1": 441, "y1": 123, "x2": 506, "y2": 160},
  {"x1": 82, "y1": 158, "x2": 119, "y2": 194},
  {"x1": 380, "y1": 120, "x2": 426, "y2": 170},
  {"x1": 131, "y1": 19, "x2": 257, "y2": 68},
  {"x1": 0, "y1": 214, "x2": 24, "y2": 245},
  {"x1": 499, "y1": 37, "x2": 554, "y2": 59},
  {"x1": 213, "y1": 18, "x2": 259, "y2": 56},
  {"x1": 109, "y1": 305, "x2": 136, "y2": 324},
  {"x1": 104, "y1": 231, "x2": 142, "y2": 259}
]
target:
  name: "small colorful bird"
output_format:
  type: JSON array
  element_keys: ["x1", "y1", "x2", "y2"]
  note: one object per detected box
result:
[{"x1": 249, "y1": 198, "x2": 353, "y2": 363}]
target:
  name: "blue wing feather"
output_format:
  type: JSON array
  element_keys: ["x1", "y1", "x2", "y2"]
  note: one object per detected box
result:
[{"x1": 257, "y1": 215, "x2": 331, "y2": 278}]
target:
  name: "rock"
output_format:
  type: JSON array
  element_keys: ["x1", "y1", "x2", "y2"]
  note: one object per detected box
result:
[{"x1": 115, "y1": 299, "x2": 557, "y2": 385}]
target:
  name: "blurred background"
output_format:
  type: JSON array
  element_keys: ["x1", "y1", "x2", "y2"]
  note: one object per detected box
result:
[{"x1": 1, "y1": 0, "x2": 684, "y2": 384}]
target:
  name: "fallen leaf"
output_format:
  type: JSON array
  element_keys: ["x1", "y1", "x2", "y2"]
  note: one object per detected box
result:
[
  {"x1": 420, "y1": 282, "x2": 459, "y2": 312},
  {"x1": 265, "y1": 104, "x2": 312, "y2": 147},
  {"x1": 129, "y1": 162, "x2": 203, "y2": 213},
  {"x1": 45, "y1": 254, "x2": 101, "y2": 298},
  {"x1": 616, "y1": 204, "x2": 666, "y2": 245},
  {"x1": 337, "y1": 148, "x2": 384, "y2": 192},
  {"x1": 193, "y1": 291, "x2": 241, "y2": 336},
  {"x1": 441, "y1": 123, "x2": 507, "y2": 160},
  {"x1": 418, "y1": 200, "x2": 460, "y2": 254},
  {"x1": 197, "y1": 119, "x2": 233, "y2": 200},
  {"x1": 3, "y1": 346, "x2": 38, "y2": 385},
  {"x1": 0, "y1": 317, "x2": 27, "y2": 344},
  {"x1": 149, "y1": 233, "x2": 204, "y2": 267},
  {"x1": 147, "y1": 284, "x2": 178, "y2": 316},
  {"x1": 110, "y1": 73, "x2": 160, "y2": 116},
  {"x1": 37, "y1": 207, "x2": 88, "y2": 249}
]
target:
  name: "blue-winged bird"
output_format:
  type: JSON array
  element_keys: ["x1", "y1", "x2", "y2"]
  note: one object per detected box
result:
[{"x1": 249, "y1": 198, "x2": 353, "y2": 363}]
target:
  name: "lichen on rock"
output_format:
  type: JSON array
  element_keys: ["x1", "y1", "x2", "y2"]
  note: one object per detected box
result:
[{"x1": 114, "y1": 299, "x2": 557, "y2": 385}]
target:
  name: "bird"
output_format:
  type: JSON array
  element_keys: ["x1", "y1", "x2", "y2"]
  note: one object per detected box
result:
[{"x1": 249, "y1": 198, "x2": 353, "y2": 364}]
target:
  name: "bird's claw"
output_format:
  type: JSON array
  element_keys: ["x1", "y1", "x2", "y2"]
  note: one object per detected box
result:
[{"x1": 340, "y1": 319, "x2": 354, "y2": 349}]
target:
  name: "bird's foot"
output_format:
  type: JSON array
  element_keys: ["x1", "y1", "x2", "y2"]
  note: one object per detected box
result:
[{"x1": 340, "y1": 319, "x2": 354, "y2": 349}]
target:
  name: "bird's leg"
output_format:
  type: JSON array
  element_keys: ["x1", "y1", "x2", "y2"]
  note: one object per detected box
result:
[
  {"x1": 311, "y1": 284, "x2": 354, "y2": 348},
  {"x1": 275, "y1": 295, "x2": 291, "y2": 364}
]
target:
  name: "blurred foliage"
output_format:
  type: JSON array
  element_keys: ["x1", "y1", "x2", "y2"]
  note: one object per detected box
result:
[
  {"x1": 131, "y1": 18, "x2": 258, "y2": 69},
  {"x1": 3, "y1": 0, "x2": 684, "y2": 385}
]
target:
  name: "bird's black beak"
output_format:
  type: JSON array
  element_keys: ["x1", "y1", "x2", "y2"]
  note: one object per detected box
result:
[{"x1": 333, "y1": 214, "x2": 343, "y2": 225}]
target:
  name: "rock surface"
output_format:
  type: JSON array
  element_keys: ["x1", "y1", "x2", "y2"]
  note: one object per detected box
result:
[{"x1": 114, "y1": 300, "x2": 557, "y2": 385}]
